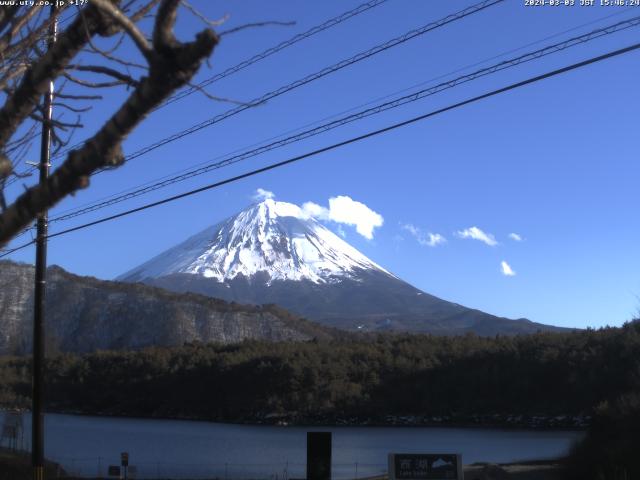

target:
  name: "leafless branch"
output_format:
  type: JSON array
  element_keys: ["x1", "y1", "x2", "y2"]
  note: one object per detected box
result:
[
  {"x1": 0, "y1": 3, "x2": 118, "y2": 150},
  {"x1": 130, "y1": 0, "x2": 161, "y2": 22},
  {"x1": 0, "y1": 7, "x2": 20, "y2": 35},
  {"x1": 219, "y1": 20, "x2": 296, "y2": 38},
  {"x1": 185, "y1": 80, "x2": 254, "y2": 106},
  {"x1": 180, "y1": 1, "x2": 229, "y2": 28},
  {"x1": 54, "y1": 92, "x2": 103, "y2": 101},
  {"x1": 78, "y1": 6, "x2": 148, "y2": 69},
  {"x1": 62, "y1": 71, "x2": 128, "y2": 89},
  {"x1": 52, "y1": 102, "x2": 93, "y2": 114},
  {"x1": 50, "y1": 114, "x2": 81, "y2": 151},
  {"x1": 0, "y1": 0, "x2": 219, "y2": 245},
  {"x1": 91, "y1": 0, "x2": 153, "y2": 60},
  {"x1": 67, "y1": 64, "x2": 140, "y2": 87},
  {"x1": 29, "y1": 112, "x2": 83, "y2": 131}
]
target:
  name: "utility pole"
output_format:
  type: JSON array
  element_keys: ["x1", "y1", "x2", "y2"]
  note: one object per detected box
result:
[{"x1": 32, "y1": 6, "x2": 57, "y2": 480}]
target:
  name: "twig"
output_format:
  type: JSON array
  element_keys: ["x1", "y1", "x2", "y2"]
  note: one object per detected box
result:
[
  {"x1": 54, "y1": 92, "x2": 103, "y2": 101},
  {"x1": 52, "y1": 102, "x2": 93, "y2": 114},
  {"x1": 62, "y1": 71, "x2": 128, "y2": 89},
  {"x1": 180, "y1": 1, "x2": 229, "y2": 28},
  {"x1": 91, "y1": 0, "x2": 153, "y2": 60},
  {"x1": 67, "y1": 64, "x2": 140, "y2": 87},
  {"x1": 186, "y1": 80, "x2": 256, "y2": 106},
  {"x1": 219, "y1": 20, "x2": 296, "y2": 37}
]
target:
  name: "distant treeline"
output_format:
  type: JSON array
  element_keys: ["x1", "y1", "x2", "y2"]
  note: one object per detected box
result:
[{"x1": 1, "y1": 321, "x2": 639, "y2": 425}]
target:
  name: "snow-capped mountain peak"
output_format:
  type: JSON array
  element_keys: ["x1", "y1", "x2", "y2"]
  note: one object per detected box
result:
[{"x1": 119, "y1": 199, "x2": 392, "y2": 284}]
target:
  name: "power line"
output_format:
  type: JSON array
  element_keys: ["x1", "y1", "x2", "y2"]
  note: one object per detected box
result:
[
  {"x1": 31, "y1": 41, "x2": 640, "y2": 245},
  {"x1": 84, "y1": 0, "x2": 505, "y2": 171},
  {"x1": 47, "y1": 7, "x2": 640, "y2": 220},
  {"x1": 160, "y1": 0, "x2": 389, "y2": 109},
  {"x1": 3, "y1": 40, "x2": 638, "y2": 256},
  {"x1": 0, "y1": 239, "x2": 35, "y2": 258},
  {"x1": 8, "y1": 3, "x2": 632, "y2": 190},
  {"x1": 44, "y1": 0, "x2": 389, "y2": 165},
  {"x1": 6, "y1": 0, "x2": 386, "y2": 184},
  {"x1": 46, "y1": 14, "x2": 640, "y2": 224}
]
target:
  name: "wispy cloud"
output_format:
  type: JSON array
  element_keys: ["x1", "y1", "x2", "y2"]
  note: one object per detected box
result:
[
  {"x1": 509, "y1": 233, "x2": 523, "y2": 242},
  {"x1": 402, "y1": 223, "x2": 446, "y2": 247},
  {"x1": 301, "y1": 201, "x2": 328, "y2": 220},
  {"x1": 456, "y1": 226, "x2": 498, "y2": 246},
  {"x1": 303, "y1": 196, "x2": 383, "y2": 240},
  {"x1": 501, "y1": 260, "x2": 516, "y2": 276},
  {"x1": 253, "y1": 188, "x2": 275, "y2": 201}
]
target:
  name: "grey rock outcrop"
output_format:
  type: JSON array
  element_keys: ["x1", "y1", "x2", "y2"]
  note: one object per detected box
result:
[{"x1": 0, "y1": 261, "x2": 330, "y2": 354}]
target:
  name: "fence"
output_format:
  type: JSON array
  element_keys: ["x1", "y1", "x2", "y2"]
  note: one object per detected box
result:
[{"x1": 50, "y1": 457, "x2": 388, "y2": 480}]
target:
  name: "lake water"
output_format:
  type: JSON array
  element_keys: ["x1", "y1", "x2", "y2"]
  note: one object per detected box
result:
[{"x1": 0, "y1": 412, "x2": 584, "y2": 479}]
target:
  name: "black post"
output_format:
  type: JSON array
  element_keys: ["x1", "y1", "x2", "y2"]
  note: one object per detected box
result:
[
  {"x1": 307, "y1": 432, "x2": 331, "y2": 480},
  {"x1": 32, "y1": 7, "x2": 56, "y2": 480}
]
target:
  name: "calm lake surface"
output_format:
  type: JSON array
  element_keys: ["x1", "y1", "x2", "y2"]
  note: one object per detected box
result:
[{"x1": 1, "y1": 412, "x2": 584, "y2": 479}]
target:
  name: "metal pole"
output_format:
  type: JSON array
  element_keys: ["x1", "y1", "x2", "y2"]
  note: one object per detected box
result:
[{"x1": 32, "y1": 6, "x2": 56, "y2": 480}]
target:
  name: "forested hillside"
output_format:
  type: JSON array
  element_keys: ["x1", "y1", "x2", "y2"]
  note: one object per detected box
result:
[{"x1": 1, "y1": 321, "x2": 638, "y2": 426}]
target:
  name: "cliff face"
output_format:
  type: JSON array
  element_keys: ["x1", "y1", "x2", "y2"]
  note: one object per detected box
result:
[
  {"x1": 0, "y1": 261, "x2": 34, "y2": 354},
  {"x1": 0, "y1": 261, "x2": 329, "y2": 354}
]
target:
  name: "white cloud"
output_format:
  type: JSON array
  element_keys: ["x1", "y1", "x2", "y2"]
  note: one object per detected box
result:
[
  {"x1": 501, "y1": 260, "x2": 516, "y2": 276},
  {"x1": 456, "y1": 226, "x2": 498, "y2": 247},
  {"x1": 402, "y1": 223, "x2": 446, "y2": 247},
  {"x1": 253, "y1": 188, "x2": 275, "y2": 201},
  {"x1": 426, "y1": 233, "x2": 446, "y2": 247},
  {"x1": 328, "y1": 196, "x2": 383, "y2": 239},
  {"x1": 509, "y1": 233, "x2": 523, "y2": 242},
  {"x1": 301, "y1": 201, "x2": 329, "y2": 220},
  {"x1": 303, "y1": 196, "x2": 383, "y2": 240}
]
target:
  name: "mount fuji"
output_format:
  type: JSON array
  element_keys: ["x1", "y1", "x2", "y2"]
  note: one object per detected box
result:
[
  {"x1": 118, "y1": 199, "x2": 562, "y2": 335},
  {"x1": 120, "y1": 199, "x2": 391, "y2": 285}
]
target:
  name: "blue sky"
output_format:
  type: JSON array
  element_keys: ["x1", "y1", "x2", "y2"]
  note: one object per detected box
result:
[{"x1": 4, "y1": 0, "x2": 640, "y2": 329}]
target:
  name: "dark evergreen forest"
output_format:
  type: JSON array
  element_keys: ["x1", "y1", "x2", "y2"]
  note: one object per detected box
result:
[
  {"x1": 2, "y1": 321, "x2": 639, "y2": 478},
  {"x1": 1, "y1": 321, "x2": 638, "y2": 424}
]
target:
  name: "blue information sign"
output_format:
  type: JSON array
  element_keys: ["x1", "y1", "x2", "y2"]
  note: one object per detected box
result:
[{"x1": 388, "y1": 453, "x2": 462, "y2": 480}]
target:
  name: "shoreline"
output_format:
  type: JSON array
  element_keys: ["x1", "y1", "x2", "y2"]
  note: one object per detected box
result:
[
  {"x1": 1, "y1": 447, "x2": 567, "y2": 480},
  {"x1": 1, "y1": 407, "x2": 589, "y2": 431}
]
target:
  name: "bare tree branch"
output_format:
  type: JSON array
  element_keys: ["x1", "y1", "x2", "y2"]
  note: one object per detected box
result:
[
  {"x1": 153, "y1": 0, "x2": 180, "y2": 50},
  {"x1": 130, "y1": 0, "x2": 162, "y2": 22},
  {"x1": 91, "y1": 0, "x2": 153, "y2": 60},
  {"x1": 0, "y1": 6, "x2": 20, "y2": 35},
  {"x1": 0, "y1": 4, "x2": 117, "y2": 149},
  {"x1": 62, "y1": 71, "x2": 128, "y2": 89},
  {"x1": 0, "y1": 0, "x2": 219, "y2": 245},
  {"x1": 29, "y1": 112, "x2": 82, "y2": 131},
  {"x1": 54, "y1": 92, "x2": 103, "y2": 101},
  {"x1": 185, "y1": 80, "x2": 254, "y2": 106},
  {"x1": 219, "y1": 20, "x2": 296, "y2": 38},
  {"x1": 67, "y1": 64, "x2": 140, "y2": 87},
  {"x1": 52, "y1": 102, "x2": 93, "y2": 114},
  {"x1": 78, "y1": 7, "x2": 148, "y2": 71},
  {"x1": 180, "y1": 1, "x2": 229, "y2": 28}
]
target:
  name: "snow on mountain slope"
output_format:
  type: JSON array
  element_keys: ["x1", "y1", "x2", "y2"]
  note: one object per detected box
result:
[{"x1": 119, "y1": 199, "x2": 393, "y2": 284}]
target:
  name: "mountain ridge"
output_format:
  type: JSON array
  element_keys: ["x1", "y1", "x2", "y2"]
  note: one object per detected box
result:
[
  {"x1": 119, "y1": 199, "x2": 567, "y2": 335},
  {"x1": 0, "y1": 260, "x2": 334, "y2": 355}
]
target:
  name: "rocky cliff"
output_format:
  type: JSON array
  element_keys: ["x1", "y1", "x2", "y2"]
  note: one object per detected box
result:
[{"x1": 0, "y1": 261, "x2": 331, "y2": 354}]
